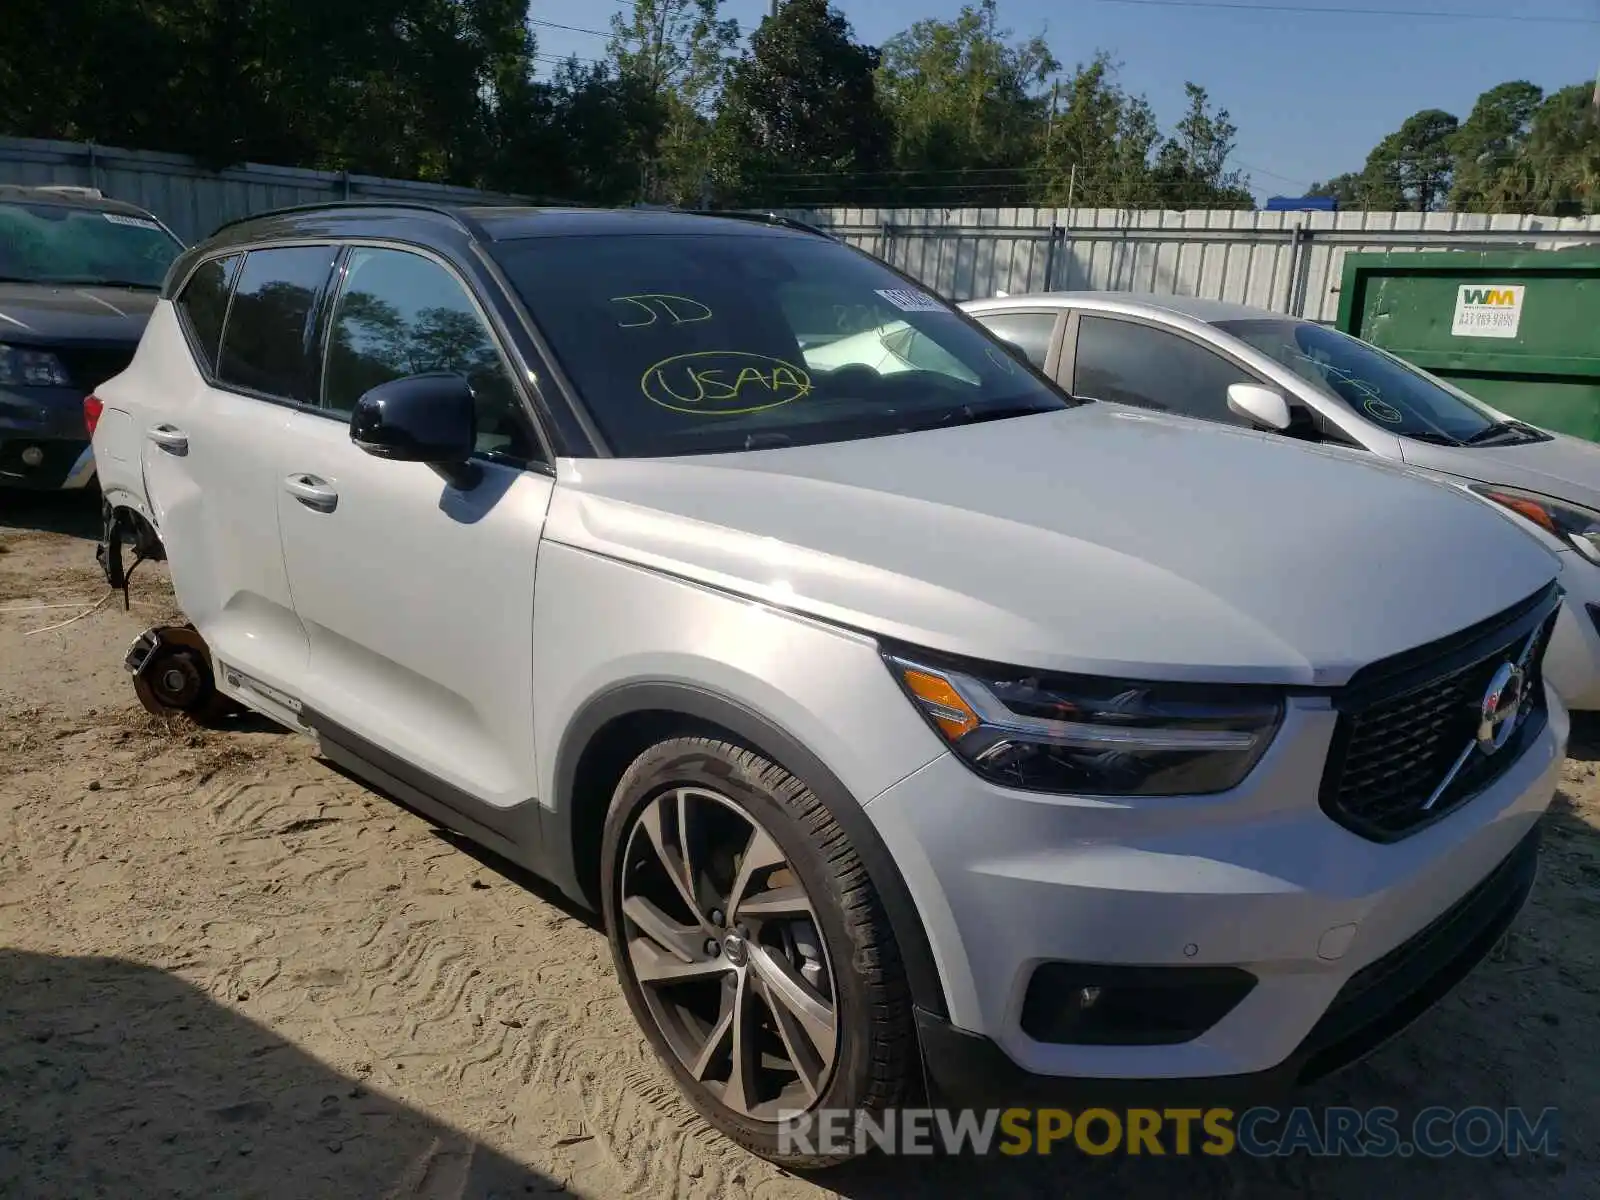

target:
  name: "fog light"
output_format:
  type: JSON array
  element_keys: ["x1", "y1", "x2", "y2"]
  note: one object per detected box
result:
[
  {"x1": 20, "y1": 445, "x2": 44, "y2": 467},
  {"x1": 1021, "y1": 963, "x2": 1256, "y2": 1046}
]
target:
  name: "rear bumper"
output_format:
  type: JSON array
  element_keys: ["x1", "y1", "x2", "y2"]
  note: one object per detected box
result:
[{"x1": 916, "y1": 823, "x2": 1541, "y2": 1109}]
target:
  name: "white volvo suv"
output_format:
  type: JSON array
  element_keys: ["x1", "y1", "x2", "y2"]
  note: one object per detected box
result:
[{"x1": 90, "y1": 203, "x2": 1568, "y2": 1164}]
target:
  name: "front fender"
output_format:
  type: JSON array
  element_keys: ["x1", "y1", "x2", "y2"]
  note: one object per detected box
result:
[{"x1": 532, "y1": 539, "x2": 950, "y2": 1017}]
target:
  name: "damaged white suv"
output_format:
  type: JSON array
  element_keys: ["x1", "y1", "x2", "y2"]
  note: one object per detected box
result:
[{"x1": 91, "y1": 202, "x2": 1567, "y2": 1164}]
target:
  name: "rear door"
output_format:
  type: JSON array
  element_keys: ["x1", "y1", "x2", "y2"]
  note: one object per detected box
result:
[
  {"x1": 1063, "y1": 313, "x2": 1262, "y2": 426},
  {"x1": 140, "y1": 245, "x2": 338, "y2": 712},
  {"x1": 966, "y1": 308, "x2": 1065, "y2": 375},
  {"x1": 274, "y1": 243, "x2": 554, "y2": 811}
]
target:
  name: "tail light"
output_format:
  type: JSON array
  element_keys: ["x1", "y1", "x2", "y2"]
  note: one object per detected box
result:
[{"x1": 84, "y1": 394, "x2": 104, "y2": 436}]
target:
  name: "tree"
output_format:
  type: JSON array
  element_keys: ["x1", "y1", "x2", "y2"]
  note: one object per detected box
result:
[
  {"x1": 609, "y1": 0, "x2": 739, "y2": 202},
  {"x1": 491, "y1": 57, "x2": 664, "y2": 205},
  {"x1": 875, "y1": 0, "x2": 1057, "y2": 205},
  {"x1": 1149, "y1": 83, "x2": 1251, "y2": 208},
  {"x1": 1030, "y1": 55, "x2": 1159, "y2": 207},
  {"x1": 1361, "y1": 108, "x2": 1459, "y2": 211},
  {"x1": 710, "y1": 0, "x2": 889, "y2": 206},
  {"x1": 1514, "y1": 84, "x2": 1600, "y2": 215},
  {"x1": 1448, "y1": 81, "x2": 1543, "y2": 211},
  {"x1": 1307, "y1": 172, "x2": 1366, "y2": 206},
  {"x1": 0, "y1": 0, "x2": 541, "y2": 183}
]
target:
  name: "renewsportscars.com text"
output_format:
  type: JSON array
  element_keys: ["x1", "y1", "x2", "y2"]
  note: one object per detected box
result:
[{"x1": 777, "y1": 1106, "x2": 1560, "y2": 1158}]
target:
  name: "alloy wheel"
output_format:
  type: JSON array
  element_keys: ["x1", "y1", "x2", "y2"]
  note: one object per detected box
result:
[{"x1": 619, "y1": 785, "x2": 839, "y2": 1121}]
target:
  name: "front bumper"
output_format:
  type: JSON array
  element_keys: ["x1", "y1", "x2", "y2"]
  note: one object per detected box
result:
[
  {"x1": 864, "y1": 686, "x2": 1567, "y2": 1094},
  {"x1": 0, "y1": 384, "x2": 94, "y2": 489},
  {"x1": 915, "y1": 822, "x2": 1540, "y2": 1108}
]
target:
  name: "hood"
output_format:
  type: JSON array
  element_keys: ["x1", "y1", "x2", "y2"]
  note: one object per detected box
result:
[
  {"x1": 0, "y1": 283, "x2": 158, "y2": 343},
  {"x1": 1403, "y1": 430, "x2": 1600, "y2": 513},
  {"x1": 546, "y1": 406, "x2": 1560, "y2": 686}
]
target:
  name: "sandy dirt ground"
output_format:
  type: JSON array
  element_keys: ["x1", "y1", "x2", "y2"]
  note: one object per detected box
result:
[{"x1": 1, "y1": 491, "x2": 1597, "y2": 1199}]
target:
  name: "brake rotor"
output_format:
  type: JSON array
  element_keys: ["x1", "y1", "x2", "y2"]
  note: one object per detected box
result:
[{"x1": 129, "y1": 625, "x2": 232, "y2": 720}]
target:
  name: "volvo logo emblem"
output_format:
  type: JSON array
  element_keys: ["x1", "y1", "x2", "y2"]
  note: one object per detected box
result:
[{"x1": 1475, "y1": 661, "x2": 1526, "y2": 756}]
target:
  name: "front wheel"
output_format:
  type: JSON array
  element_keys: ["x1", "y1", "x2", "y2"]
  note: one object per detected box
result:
[{"x1": 601, "y1": 737, "x2": 917, "y2": 1166}]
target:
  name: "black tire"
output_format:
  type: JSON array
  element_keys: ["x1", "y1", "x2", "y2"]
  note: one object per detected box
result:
[{"x1": 601, "y1": 736, "x2": 918, "y2": 1167}]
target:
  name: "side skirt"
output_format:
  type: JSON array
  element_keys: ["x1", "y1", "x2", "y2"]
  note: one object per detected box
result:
[{"x1": 304, "y1": 708, "x2": 551, "y2": 883}]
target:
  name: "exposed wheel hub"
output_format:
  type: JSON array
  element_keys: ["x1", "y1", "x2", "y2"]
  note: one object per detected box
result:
[{"x1": 125, "y1": 624, "x2": 238, "y2": 722}]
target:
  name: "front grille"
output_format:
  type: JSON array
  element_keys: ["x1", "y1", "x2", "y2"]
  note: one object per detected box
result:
[
  {"x1": 1320, "y1": 584, "x2": 1561, "y2": 842},
  {"x1": 54, "y1": 345, "x2": 136, "y2": 392}
]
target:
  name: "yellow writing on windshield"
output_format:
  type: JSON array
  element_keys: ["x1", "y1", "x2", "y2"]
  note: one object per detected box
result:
[
  {"x1": 1363, "y1": 397, "x2": 1403, "y2": 424},
  {"x1": 612, "y1": 294, "x2": 713, "y2": 328},
  {"x1": 642, "y1": 351, "x2": 813, "y2": 415}
]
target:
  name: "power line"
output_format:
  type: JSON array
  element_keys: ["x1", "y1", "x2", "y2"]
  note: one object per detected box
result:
[
  {"x1": 533, "y1": 50, "x2": 608, "y2": 68},
  {"x1": 1224, "y1": 158, "x2": 1311, "y2": 188},
  {"x1": 560, "y1": 0, "x2": 1595, "y2": 22},
  {"x1": 1074, "y1": 0, "x2": 1598, "y2": 23},
  {"x1": 530, "y1": 17, "x2": 613, "y2": 37}
]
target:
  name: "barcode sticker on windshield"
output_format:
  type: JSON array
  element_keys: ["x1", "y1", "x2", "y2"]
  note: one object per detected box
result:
[
  {"x1": 102, "y1": 213, "x2": 161, "y2": 231},
  {"x1": 875, "y1": 288, "x2": 947, "y2": 313}
]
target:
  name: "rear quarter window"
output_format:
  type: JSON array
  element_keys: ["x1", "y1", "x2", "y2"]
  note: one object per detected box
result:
[{"x1": 174, "y1": 254, "x2": 242, "y2": 374}]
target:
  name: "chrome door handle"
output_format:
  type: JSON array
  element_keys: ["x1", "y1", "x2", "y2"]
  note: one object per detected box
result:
[
  {"x1": 283, "y1": 473, "x2": 338, "y2": 513},
  {"x1": 146, "y1": 424, "x2": 189, "y2": 455}
]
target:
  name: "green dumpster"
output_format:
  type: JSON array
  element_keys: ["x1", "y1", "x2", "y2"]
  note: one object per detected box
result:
[{"x1": 1335, "y1": 249, "x2": 1600, "y2": 441}]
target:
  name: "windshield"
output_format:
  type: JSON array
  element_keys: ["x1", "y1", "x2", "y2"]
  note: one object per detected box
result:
[
  {"x1": 494, "y1": 232, "x2": 1071, "y2": 456},
  {"x1": 1213, "y1": 318, "x2": 1508, "y2": 445},
  {"x1": 0, "y1": 200, "x2": 182, "y2": 288}
]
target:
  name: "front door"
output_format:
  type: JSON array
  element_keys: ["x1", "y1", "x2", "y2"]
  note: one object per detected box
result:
[{"x1": 275, "y1": 244, "x2": 553, "y2": 810}]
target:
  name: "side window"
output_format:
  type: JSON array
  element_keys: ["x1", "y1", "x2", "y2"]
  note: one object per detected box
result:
[
  {"x1": 975, "y1": 311, "x2": 1056, "y2": 369},
  {"x1": 323, "y1": 247, "x2": 534, "y2": 462},
  {"x1": 174, "y1": 254, "x2": 241, "y2": 373},
  {"x1": 1072, "y1": 315, "x2": 1256, "y2": 425},
  {"x1": 217, "y1": 245, "x2": 338, "y2": 402}
]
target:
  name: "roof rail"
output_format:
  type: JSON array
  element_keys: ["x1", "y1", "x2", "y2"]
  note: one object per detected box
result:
[
  {"x1": 206, "y1": 198, "x2": 486, "y2": 240},
  {"x1": 682, "y1": 209, "x2": 835, "y2": 239},
  {"x1": 27, "y1": 184, "x2": 106, "y2": 200}
]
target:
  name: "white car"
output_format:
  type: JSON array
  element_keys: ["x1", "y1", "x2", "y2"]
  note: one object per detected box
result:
[
  {"x1": 92, "y1": 204, "x2": 1567, "y2": 1164},
  {"x1": 963, "y1": 291, "x2": 1600, "y2": 710}
]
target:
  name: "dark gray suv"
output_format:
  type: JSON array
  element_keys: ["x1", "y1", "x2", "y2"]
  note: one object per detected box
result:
[{"x1": 0, "y1": 185, "x2": 183, "y2": 490}]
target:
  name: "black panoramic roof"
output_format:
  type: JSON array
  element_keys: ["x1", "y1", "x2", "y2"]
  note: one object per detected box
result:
[
  {"x1": 164, "y1": 201, "x2": 834, "y2": 302},
  {"x1": 0, "y1": 184, "x2": 164, "y2": 220},
  {"x1": 200, "y1": 201, "x2": 828, "y2": 250}
]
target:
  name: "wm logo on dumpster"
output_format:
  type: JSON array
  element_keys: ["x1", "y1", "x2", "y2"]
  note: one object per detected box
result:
[
  {"x1": 1451, "y1": 283, "x2": 1525, "y2": 339},
  {"x1": 1461, "y1": 287, "x2": 1519, "y2": 306}
]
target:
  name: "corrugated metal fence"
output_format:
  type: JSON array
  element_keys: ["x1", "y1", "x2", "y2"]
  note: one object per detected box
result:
[
  {"x1": 0, "y1": 136, "x2": 527, "y2": 244},
  {"x1": 4, "y1": 135, "x2": 1596, "y2": 313},
  {"x1": 789, "y1": 206, "x2": 1600, "y2": 323}
]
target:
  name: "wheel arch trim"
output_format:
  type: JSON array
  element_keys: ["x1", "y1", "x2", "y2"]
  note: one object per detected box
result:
[{"x1": 549, "y1": 679, "x2": 950, "y2": 1020}]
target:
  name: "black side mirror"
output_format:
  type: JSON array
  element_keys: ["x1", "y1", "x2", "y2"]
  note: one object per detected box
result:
[{"x1": 350, "y1": 372, "x2": 481, "y2": 490}]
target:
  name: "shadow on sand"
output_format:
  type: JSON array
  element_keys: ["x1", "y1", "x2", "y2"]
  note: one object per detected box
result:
[{"x1": 0, "y1": 949, "x2": 563, "y2": 1198}]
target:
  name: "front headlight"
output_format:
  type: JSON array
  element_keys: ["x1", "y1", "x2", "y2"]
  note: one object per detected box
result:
[
  {"x1": 0, "y1": 344, "x2": 72, "y2": 387},
  {"x1": 885, "y1": 651, "x2": 1283, "y2": 796},
  {"x1": 1470, "y1": 483, "x2": 1600, "y2": 566}
]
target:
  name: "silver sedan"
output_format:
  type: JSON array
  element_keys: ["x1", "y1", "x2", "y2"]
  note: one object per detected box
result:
[{"x1": 962, "y1": 290, "x2": 1600, "y2": 709}]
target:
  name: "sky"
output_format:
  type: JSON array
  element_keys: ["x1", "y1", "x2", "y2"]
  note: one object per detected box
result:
[{"x1": 528, "y1": 0, "x2": 1600, "y2": 202}]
